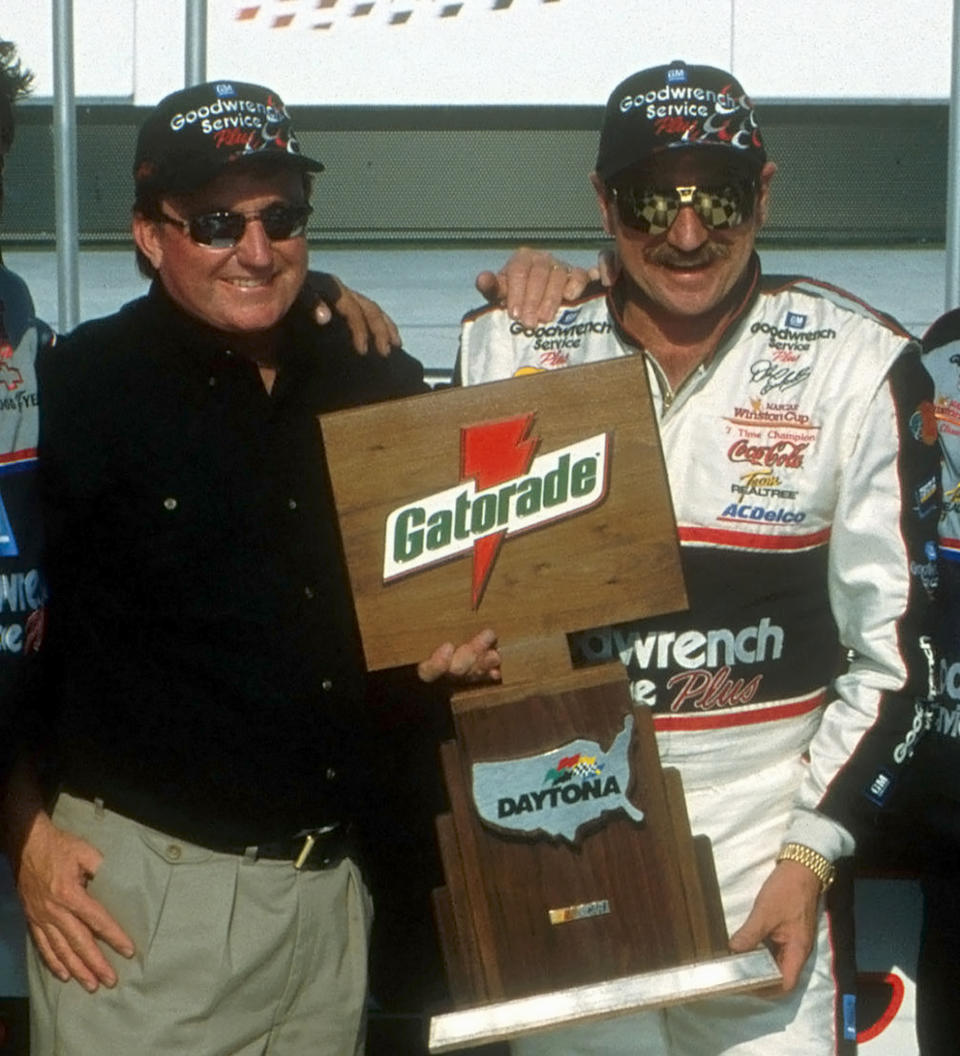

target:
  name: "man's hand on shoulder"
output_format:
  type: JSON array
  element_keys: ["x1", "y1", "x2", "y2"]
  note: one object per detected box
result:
[
  {"x1": 474, "y1": 247, "x2": 606, "y2": 328},
  {"x1": 303, "y1": 271, "x2": 401, "y2": 357},
  {"x1": 728, "y1": 859, "x2": 823, "y2": 993}
]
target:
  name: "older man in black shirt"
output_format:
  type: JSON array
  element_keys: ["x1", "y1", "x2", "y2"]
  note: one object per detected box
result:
[{"x1": 1, "y1": 80, "x2": 499, "y2": 1056}]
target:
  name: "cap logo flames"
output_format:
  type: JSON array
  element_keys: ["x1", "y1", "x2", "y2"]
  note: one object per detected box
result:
[{"x1": 383, "y1": 414, "x2": 610, "y2": 607}]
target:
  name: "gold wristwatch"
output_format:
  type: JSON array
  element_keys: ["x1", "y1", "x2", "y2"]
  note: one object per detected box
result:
[{"x1": 776, "y1": 842, "x2": 837, "y2": 893}]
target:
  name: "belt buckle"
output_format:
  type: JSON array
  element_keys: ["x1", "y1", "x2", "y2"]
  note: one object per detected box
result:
[{"x1": 293, "y1": 824, "x2": 339, "y2": 870}]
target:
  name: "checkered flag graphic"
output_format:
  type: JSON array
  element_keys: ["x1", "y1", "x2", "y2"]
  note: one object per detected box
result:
[{"x1": 235, "y1": 0, "x2": 564, "y2": 31}]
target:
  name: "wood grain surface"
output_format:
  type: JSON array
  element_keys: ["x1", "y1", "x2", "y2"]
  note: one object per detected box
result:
[{"x1": 320, "y1": 357, "x2": 686, "y2": 675}]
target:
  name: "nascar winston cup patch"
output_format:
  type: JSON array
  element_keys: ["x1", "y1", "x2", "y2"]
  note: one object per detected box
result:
[{"x1": 471, "y1": 715, "x2": 643, "y2": 844}]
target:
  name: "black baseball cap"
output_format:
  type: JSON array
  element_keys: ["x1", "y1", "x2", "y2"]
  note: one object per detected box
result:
[
  {"x1": 596, "y1": 60, "x2": 766, "y2": 183},
  {"x1": 133, "y1": 80, "x2": 323, "y2": 193}
]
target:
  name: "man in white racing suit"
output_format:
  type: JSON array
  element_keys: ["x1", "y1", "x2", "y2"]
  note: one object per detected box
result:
[{"x1": 458, "y1": 60, "x2": 939, "y2": 1055}]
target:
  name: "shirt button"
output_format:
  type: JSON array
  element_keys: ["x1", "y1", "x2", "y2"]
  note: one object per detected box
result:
[
  {"x1": 304, "y1": 586, "x2": 315, "y2": 600},
  {"x1": 326, "y1": 767, "x2": 337, "y2": 780},
  {"x1": 208, "y1": 376, "x2": 216, "y2": 387},
  {"x1": 163, "y1": 497, "x2": 178, "y2": 511},
  {"x1": 166, "y1": 844, "x2": 182, "y2": 861},
  {"x1": 321, "y1": 678, "x2": 333, "y2": 691},
  {"x1": 288, "y1": 498, "x2": 298, "y2": 510}
]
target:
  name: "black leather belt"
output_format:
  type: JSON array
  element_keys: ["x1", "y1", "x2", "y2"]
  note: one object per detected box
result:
[{"x1": 245, "y1": 823, "x2": 357, "y2": 871}]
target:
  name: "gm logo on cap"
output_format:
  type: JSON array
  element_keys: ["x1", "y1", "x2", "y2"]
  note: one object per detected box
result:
[{"x1": 215, "y1": 83, "x2": 236, "y2": 97}]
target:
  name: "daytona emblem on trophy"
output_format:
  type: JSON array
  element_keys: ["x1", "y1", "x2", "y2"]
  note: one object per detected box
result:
[{"x1": 472, "y1": 715, "x2": 642, "y2": 842}]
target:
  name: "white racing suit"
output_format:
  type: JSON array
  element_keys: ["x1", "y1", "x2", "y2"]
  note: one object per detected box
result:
[{"x1": 456, "y1": 256, "x2": 939, "y2": 1055}]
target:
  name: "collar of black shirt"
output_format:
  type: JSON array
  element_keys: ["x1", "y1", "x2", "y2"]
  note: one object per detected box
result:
[
  {"x1": 142, "y1": 279, "x2": 427, "y2": 412},
  {"x1": 146, "y1": 279, "x2": 329, "y2": 375}
]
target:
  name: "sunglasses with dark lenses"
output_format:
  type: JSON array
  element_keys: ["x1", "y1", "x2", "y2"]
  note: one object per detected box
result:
[
  {"x1": 158, "y1": 202, "x2": 313, "y2": 248},
  {"x1": 609, "y1": 181, "x2": 756, "y2": 235}
]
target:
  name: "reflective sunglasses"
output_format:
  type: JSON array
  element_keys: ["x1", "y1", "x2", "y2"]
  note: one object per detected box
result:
[
  {"x1": 609, "y1": 181, "x2": 756, "y2": 235},
  {"x1": 158, "y1": 202, "x2": 313, "y2": 248}
]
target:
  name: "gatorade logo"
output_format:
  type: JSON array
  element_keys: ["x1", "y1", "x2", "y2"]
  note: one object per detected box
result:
[{"x1": 383, "y1": 415, "x2": 610, "y2": 607}]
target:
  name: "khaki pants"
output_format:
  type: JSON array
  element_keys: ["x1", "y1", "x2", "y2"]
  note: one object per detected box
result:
[{"x1": 28, "y1": 793, "x2": 373, "y2": 1056}]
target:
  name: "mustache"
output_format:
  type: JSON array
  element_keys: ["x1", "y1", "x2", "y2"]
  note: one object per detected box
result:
[{"x1": 646, "y1": 241, "x2": 731, "y2": 268}]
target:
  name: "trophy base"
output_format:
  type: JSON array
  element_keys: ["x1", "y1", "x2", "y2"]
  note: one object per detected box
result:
[{"x1": 428, "y1": 948, "x2": 781, "y2": 1053}]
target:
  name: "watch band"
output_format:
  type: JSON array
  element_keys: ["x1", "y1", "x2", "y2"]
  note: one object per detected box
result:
[{"x1": 776, "y1": 842, "x2": 837, "y2": 893}]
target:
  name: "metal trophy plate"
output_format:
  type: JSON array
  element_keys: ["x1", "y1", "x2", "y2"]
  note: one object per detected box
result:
[
  {"x1": 428, "y1": 949, "x2": 781, "y2": 1052},
  {"x1": 318, "y1": 358, "x2": 782, "y2": 1050}
]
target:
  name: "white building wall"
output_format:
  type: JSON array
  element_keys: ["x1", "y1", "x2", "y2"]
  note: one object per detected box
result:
[{"x1": 0, "y1": 0, "x2": 955, "y2": 105}]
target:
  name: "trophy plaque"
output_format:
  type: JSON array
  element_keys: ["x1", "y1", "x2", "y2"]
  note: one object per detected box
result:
[{"x1": 319, "y1": 357, "x2": 779, "y2": 1051}]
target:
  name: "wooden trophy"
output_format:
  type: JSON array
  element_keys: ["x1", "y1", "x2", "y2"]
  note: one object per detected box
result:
[{"x1": 319, "y1": 356, "x2": 779, "y2": 1052}]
